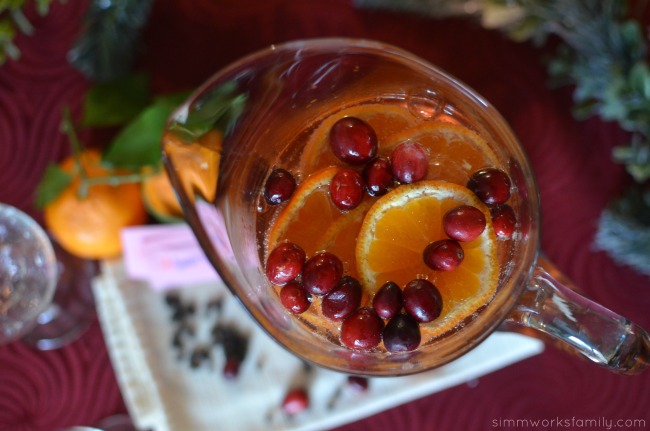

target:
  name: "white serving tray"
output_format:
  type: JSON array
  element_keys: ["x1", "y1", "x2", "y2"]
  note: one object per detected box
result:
[{"x1": 93, "y1": 260, "x2": 544, "y2": 431}]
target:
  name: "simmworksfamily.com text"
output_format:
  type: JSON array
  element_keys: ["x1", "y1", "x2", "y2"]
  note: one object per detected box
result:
[{"x1": 492, "y1": 417, "x2": 646, "y2": 429}]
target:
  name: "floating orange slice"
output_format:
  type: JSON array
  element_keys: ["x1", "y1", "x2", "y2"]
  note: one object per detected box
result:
[
  {"x1": 267, "y1": 166, "x2": 374, "y2": 275},
  {"x1": 382, "y1": 122, "x2": 499, "y2": 185},
  {"x1": 266, "y1": 166, "x2": 369, "y2": 336},
  {"x1": 266, "y1": 166, "x2": 340, "y2": 258},
  {"x1": 299, "y1": 103, "x2": 418, "y2": 177},
  {"x1": 316, "y1": 198, "x2": 373, "y2": 277},
  {"x1": 356, "y1": 181, "x2": 499, "y2": 339}
]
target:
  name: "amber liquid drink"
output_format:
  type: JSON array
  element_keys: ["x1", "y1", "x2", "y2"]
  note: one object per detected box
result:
[
  {"x1": 163, "y1": 38, "x2": 649, "y2": 375},
  {"x1": 258, "y1": 96, "x2": 519, "y2": 352}
]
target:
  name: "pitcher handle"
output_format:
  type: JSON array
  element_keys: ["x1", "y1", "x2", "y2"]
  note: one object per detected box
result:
[{"x1": 505, "y1": 257, "x2": 650, "y2": 375}]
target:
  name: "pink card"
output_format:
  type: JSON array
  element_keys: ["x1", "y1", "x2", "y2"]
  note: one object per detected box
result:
[{"x1": 120, "y1": 224, "x2": 220, "y2": 291}]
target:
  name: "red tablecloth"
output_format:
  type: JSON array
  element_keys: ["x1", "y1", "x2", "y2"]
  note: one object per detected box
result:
[{"x1": 1, "y1": 1, "x2": 649, "y2": 430}]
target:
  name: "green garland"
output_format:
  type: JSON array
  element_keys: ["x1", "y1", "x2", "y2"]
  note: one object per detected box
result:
[
  {"x1": 356, "y1": 0, "x2": 650, "y2": 181},
  {"x1": 68, "y1": 0, "x2": 154, "y2": 82},
  {"x1": 0, "y1": 0, "x2": 58, "y2": 65}
]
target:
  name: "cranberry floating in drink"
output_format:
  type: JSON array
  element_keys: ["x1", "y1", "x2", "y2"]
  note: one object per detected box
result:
[
  {"x1": 372, "y1": 281, "x2": 403, "y2": 320},
  {"x1": 329, "y1": 117, "x2": 378, "y2": 165},
  {"x1": 383, "y1": 313, "x2": 421, "y2": 353},
  {"x1": 322, "y1": 276, "x2": 362, "y2": 321},
  {"x1": 443, "y1": 205, "x2": 486, "y2": 242},
  {"x1": 467, "y1": 167, "x2": 512, "y2": 206},
  {"x1": 340, "y1": 307, "x2": 384, "y2": 351},
  {"x1": 363, "y1": 157, "x2": 394, "y2": 197},
  {"x1": 264, "y1": 168, "x2": 296, "y2": 205},
  {"x1": 329, "y1": 168, "x2": 365, "y2": 210},
  {"x1": 266, "y1": 242, "x2": 305, "y2": 286},
  {"x1": 280, "y1": 280, "x2": 312, "y2": 314},
  {"x1": 491, "y1": 204, "x2": 517, "y2": 240},
  {"x1": 423, "y1": 239, "x2": 464, "y2": 272},
  {"x1": 302, "y1": 251, "x2": 344, "y2": 296},
  {"x1": 391, "y1": 142, "x2": 428, "y2": 184}
]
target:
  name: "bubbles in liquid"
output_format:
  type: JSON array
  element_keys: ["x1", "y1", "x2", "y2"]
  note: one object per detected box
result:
[{"x1": 406, "y1": 88, "x2": 445, "y2": 120}]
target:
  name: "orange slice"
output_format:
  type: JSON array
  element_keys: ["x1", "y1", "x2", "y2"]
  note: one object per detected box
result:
[
  {"x1": 267, "y1": 166, "x2": 342, "y2": 257},
  {"x1": 267, "y1": 166, "x2": 374, "y2": 275},
  {"x1": 299, "y1": 103, "x2": 418, "y2": 176},
  {"x1": 141, "y1": 168, "x2": 184, "y2": 223},
  {"x1": 162, "y1": 129, "x2": 222, "y2": 203},
  {"x1": 356, "y1": 181, "x2": 498, "y2": 339},
  {"x1": 266, "y1": 166, "x2": 370, "y2": 336},
  {"x1": 316, "y1": 198, "x2": 373, "y2": 277},
  {"x1": 382, "y1": 122, "x2": 499, "y2": 184}
]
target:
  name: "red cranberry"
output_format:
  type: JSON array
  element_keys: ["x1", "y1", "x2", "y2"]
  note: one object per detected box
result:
[
  {"x1": 322, "y1": 276, "x2": 362, "y2": 321},
  {"x1": 491, "y1": 204, "x2": 517, "y2": 240},
  {"x1": 423, "y1": 239, "x2": 464, "y2": 271},
  {"x1": 403, "y1": 279, "x2": 443, "y2": 323},
  {"x1": 467, "y1": 167, "x2": 512, "y2": 206},
  {"x1": 265, "y1": 242, "x2": 305, "y2": 285},
  {"x1": 372, "y1": 281, "x2": 403, "y2": 320},
  {"x1": 329, "y1": 117, "x2": 378, "y2": 165},
  {"x1": 340, "y1": 307, "x2": 384, "y2": 350},
  {"x1": 302, "y1": 252, "x2": 343, "y2": 296},
  {"x1": 264, "y1": 169, "x2": 296, "y2": 205},
  {"x1": 329, "y1": 169, "x2": 364, "y2": 210},
  {"x1": 382, "y1": 313, "x2": 421, "y2": 353},
  {"x1": 223, "y1": 357, "x2": 240, "y2": 380},
  {"x1": 443, "y1": 205, "x2": 486, "y2": 242},
  {"x1": 362, "y1": 157, "x2": 393, "y2": 196},
  {"x1": 282, "y1": 387, "x2": 309, "y2": 415},
  {"x1": 391, "y1": 142, "x2": 428, "y2": 183},
  {"x1": 347, "y1": 375, "x2": 369, "y2": 393},
  {"x1": 280, "y1": 280, "x2": 312, "y2": 314}
]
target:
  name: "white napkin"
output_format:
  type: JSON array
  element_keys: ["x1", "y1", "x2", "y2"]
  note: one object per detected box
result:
[{"x1": 92, "y1": 260, "x2": 544, "y2": 431}]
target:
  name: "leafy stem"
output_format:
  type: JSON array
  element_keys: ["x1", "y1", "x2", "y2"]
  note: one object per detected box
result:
[
  {"x1": 59, "y1": 105, "x2": 150, "y2": 200},
  {"x1": 167, "y1": 81, "x2": 246, "y2": 142},
  {"x1": 37, "y1": 75, "x2": 244, "y2": 209},
  {"x1": 60, "y1": 106, "x2": 86, "y2": 179},
  {"x1": 0, "y1": 0, "x2": 57, "y2": 65},
  {"x1": 82, "y1": 171, "x2": 152, "y2": 188}
]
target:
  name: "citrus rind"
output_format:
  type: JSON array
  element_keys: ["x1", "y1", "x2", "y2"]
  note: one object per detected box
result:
[{"x1": 356, "y1": 180, "x2": 499, "y2": 340}]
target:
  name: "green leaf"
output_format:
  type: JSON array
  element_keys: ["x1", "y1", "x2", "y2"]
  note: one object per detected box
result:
[
  {"x1": 68, "y1": 0, "x2": 154, "y2": 82},
  {"x1": 221, "y1": 93, "x2": 247, "y2": 134},
  {"x1": 152, "y1": 91, "x2": 190, "y2": 110},
  {"x1": 0, "y1": 17, "x2": 16, "y2": 39},
  {"x1": 102, "y1": 99, "x2": 178, "y2": 169},
  {"x1": 168, "y1": 81, "x2": 246, "y2": 141},
  {"x1": 35, "y1": 0, "x2": 53, "y2": 16},
  {"x1": 82, "y1": 73, "x2": 150, "y2": 127},
  {"x1": 619, "y1": 21, "x2": 646, "y2": 61},
  {"x1": 613, "y1": 135, "x2": 650, "y2": 182},
  {"x1": 9, "y1": 8, "x2": 33, "y2": 35},
  {"x1": 628, "y1": 62, "x2": 650, "y2": 99},
  {"x1": 595, "y1": 188, "x2": 650, "y2": 276},
  {"x1": 34, "y1": 163, "x2": 74, "y2": 208}
]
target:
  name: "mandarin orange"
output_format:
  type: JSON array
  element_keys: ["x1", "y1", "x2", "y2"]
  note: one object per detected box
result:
[
  {"x1": 44, "y1": 150, "x2": 147, "y2": 259},
  {"x1": 141, "y1": 168, "x2": 184, "y2": 222}
]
